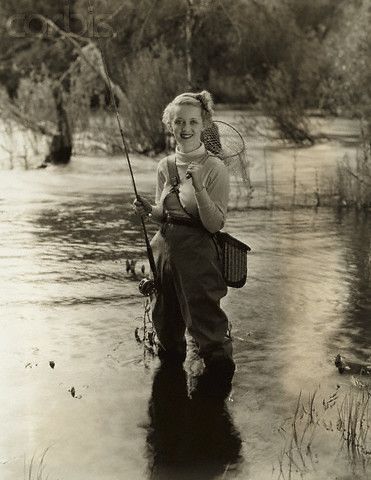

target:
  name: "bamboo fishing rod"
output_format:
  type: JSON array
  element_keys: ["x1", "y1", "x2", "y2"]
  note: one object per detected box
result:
[{"x1": 99, "y1": 48, "x2": 157, "y2": 295}]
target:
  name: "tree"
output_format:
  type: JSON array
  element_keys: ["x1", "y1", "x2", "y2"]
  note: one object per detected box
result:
[
  {"x1": 236, "y1": 0, "x2": 348, "y2": 143},
  {"x1": 0, "y1": 0, "x2": 80, "y2": 164},
  {"x1": 0, "y1": 0, "x2": 190, "y2": 161},
  {"x1": 1, "y1": 0, "x2": 369, "y2": 160},
  {"x1": 321, "y1": 0, "x2": 371, "y2": 135}
]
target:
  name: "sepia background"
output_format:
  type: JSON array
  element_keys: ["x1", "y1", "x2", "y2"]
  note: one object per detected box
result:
[{"x1": 0, "y1": 1, "x2": 370, "y2": 479}]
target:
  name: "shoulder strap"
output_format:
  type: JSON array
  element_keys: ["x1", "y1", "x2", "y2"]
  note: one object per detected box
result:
[
  {"x1": 166, "y1": 156, "x2": 180, "y2": 191},
  {"x1": 166, "y1": 155, "x2": 200, "y2": 223}
]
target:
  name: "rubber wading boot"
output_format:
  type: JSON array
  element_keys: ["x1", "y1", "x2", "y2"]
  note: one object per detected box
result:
[
  {"x1": 157, "y1": 344, "x2": 187, "y2": 366},
  {"x1": 193, "y1": 357, "x2": 235, "y2": 399}
]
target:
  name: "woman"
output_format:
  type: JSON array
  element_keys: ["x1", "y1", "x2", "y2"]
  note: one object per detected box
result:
[{"x1": 133, "y1": 91, "x2": 234, "y2": 384}]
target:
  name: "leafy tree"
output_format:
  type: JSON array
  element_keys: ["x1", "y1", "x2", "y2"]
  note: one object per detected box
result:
[
  {"x1": 237, "y1": 0, "x2": 349, "y2": 143},
  {"x1": 322, "y1": 0, "x2": 371, "y2": 126},
  {"x1": 1, "y1": 0, "x2": 370, "y2": 160}
]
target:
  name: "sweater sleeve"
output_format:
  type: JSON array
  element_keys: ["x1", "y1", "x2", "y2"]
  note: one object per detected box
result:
[
  {"x1": 151, "y1": 159, "x2": 166, "y2": 222},
  {"x1": 195, "y1": 161, "x2": 229, "y2": 233}
]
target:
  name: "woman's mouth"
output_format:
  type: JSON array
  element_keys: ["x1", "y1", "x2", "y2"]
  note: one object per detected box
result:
[{"x1": 180, "y1": 133, "x2": 193, "y2": 139}]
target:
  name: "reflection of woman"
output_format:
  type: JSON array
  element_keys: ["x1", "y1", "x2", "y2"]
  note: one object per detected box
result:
[
  {"x1": 147, "y1": 362, "x2": 242, "y2": 480},
  {"x1": 134, "y1": 91, "x2": 234, "y2": 386}
]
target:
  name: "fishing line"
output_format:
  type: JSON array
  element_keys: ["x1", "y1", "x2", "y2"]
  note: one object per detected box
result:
[
  {"x1": 97, "y1": 39, "x2": 158, "y2": 295},
  {"x1": 83, "y1": 0, "x2": 157, "y2": 295},
  {"x1": 87, "y1": 0, "x2": 158, "y2": 363}
]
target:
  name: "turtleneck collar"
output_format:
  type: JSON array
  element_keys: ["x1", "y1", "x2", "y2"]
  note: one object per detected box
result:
[{"x1": 175, "y1": 143, "x2": 206, "y2": 165}]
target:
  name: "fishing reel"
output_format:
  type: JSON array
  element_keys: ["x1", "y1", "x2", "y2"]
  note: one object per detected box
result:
[{"x1": 138, "y1": 277, "x2": 156, "y2": 296}]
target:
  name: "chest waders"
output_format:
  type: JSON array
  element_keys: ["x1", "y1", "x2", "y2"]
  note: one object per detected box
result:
[{"x1": 150, "y1": 157, "x2": 234, "y2": 373}]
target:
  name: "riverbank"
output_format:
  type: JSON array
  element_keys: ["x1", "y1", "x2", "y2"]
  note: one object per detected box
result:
[{"x1": 1, "y1": 112, "x2": 365, "y2": 211}]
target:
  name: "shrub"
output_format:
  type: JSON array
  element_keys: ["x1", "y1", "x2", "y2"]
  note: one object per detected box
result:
[
  {"x1": 336, "y1": 126, "x2": 371, "y2": 209},
  {"x1": 118, "y1": 42, "x2": 188, "y2": 154},
  {"x1": 246, "y1": 68, "x2": 314, "y2": 145},
  {"x1": 14, "y1": 68, "x2": 57, "y2": 128}
]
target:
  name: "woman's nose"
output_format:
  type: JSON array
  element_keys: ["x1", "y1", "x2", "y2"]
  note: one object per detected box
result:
[{"x1": 181, "y1": 122, "x2": 192, "y2": 131}]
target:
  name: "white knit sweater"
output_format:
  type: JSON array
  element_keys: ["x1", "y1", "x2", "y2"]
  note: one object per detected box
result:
[{"x1": 152, "y1": 144, "x2": 230, "y2": 233}]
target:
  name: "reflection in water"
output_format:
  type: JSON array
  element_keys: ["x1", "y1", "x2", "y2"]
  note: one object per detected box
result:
[
  {"x1": 146, "y1": 364, "x2": 242, "y2": 480},
  {"x1": 34, "y1": 193, "x2": 158, "y2": 262},
  {"x1": 335, "y1": 210, "x2": 371, "y2": 359}
]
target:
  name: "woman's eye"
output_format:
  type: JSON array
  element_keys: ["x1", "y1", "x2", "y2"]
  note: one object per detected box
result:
[
  {"x1": 174, "y1": 119, "x2": 182, "y2": 125},
  {"x1": 191, "y1": 120, "x2": 198, "y2": 125}
]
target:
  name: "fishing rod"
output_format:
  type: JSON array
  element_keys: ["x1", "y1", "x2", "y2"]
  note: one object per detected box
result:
[{"x1": 99, "y1": 47, "x2": 157, "y2": 296}]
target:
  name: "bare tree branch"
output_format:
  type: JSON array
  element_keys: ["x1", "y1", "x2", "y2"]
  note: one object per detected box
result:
[
  {"x1": 135, "y1": 0, "x2": 162, "y2": 49},
  {"x1": 0, "y1": 98, "x2": 57, "y2": 136},
  {"x1": 35, "y1": 15, "x2": 125, "y2": 100},
  {"x1": 342, "y1": 165, "x2": 371, "y2": 186},
  {"x1": 0, "y1": 39, "x2": 36, "y2": 64},
  {"x1": 105, "y1": 1, "x2": 131, "y2": 22},
  {"x1": 217, "y1": 0, "x2": 242, "y2": 46}
]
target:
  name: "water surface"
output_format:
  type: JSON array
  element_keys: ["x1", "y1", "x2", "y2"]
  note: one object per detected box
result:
[{"x1": 0, "y1": 155, "x2": 370, "y2": 480}]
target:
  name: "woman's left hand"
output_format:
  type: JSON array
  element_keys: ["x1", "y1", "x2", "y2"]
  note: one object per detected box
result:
[{"x1": 186, "y1": 162, "x2": 204, "y2": 192}]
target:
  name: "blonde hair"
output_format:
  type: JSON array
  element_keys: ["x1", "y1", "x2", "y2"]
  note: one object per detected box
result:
[{"x1": 162, "y1": 90, "x2": 214, "y2": 131}]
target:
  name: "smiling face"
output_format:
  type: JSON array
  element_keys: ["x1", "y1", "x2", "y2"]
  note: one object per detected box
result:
[{"x1": 170, "y1": 104, "x2": 204, "y2": 153}]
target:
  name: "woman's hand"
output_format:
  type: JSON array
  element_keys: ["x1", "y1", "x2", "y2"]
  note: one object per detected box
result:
[
  {"x1": 133, "y1": 195, "x2": 153, "y2": 216},
  {"x1": 186, "y1": 163, "x2": 204, "y2": 192}
]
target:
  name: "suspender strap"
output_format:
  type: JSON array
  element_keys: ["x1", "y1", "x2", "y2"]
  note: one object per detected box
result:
[
  {"x1": 166, "y1": 156, "x2": 180, "y2": 191},
  {"x1": 166, "y1": 156, "x2": 200, "y2": 224},
  {"x1": 164, "y1": 157, "x2": 219, "y2": 250}
]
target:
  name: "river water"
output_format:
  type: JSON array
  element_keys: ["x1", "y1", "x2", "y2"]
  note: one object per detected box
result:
[{"x1": 0, "y1": 150, "x2": 370, "y2": 480}]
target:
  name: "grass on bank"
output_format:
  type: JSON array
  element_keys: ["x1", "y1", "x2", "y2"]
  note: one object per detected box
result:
[
  {"x1": 275, "y1": 380, "x2": 371, "y2": 480},
  {"x1": 24, "y1": 447, "x2": 52, "y2": 480},
  {"x1": 335, "y1": 128, "x2": 371, "y2": 210}
]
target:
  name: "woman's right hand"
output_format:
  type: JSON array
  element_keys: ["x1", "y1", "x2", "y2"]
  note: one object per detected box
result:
[{"x1": 132, "y1": 195, "x2": 153, "y2": 216}]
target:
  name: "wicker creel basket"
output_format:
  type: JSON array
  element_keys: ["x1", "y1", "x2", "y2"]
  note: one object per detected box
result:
[{"x1": 215, "y1": 232, "x2": 251, "y2": 288}]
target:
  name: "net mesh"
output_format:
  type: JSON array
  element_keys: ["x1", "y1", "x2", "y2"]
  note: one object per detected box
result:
[{"x1": 201, "y1": 120, "x2": 253, "y2": 204}]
